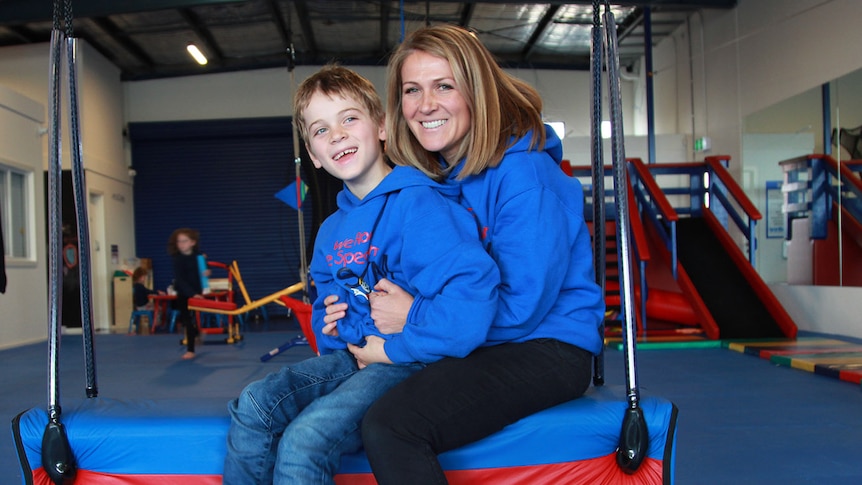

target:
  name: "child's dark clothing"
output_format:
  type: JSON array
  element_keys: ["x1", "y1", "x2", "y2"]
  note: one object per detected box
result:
[
  {"x1": 173, "y1": 250, "x2": 203, "y2": 353},
  {"x1": 133, "y1": 282, "x2": 158, "y2": 309}
]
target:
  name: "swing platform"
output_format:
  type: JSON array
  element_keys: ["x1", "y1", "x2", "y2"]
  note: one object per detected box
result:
[{"x1": 13, "y1": 385, "x2": 677, "y2": 484}]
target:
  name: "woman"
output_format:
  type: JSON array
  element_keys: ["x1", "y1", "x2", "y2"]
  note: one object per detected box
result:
[{"x1": 334, "y1": 24, "x2": 605, "y2": 484}]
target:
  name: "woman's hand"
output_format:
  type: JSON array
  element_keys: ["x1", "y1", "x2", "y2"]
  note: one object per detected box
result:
[
  {"x1": 368, "y1": 278, "x2": 413, "y2": 334},
  {"x1": 348, "y1": 336, "x2": 392, "y2": 369},
  {"x1": 322, "y1": 294, "x2": 347, "y2": 337}
]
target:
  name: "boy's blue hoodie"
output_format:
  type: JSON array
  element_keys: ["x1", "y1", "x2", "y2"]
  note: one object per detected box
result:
[
  {"x1": 446, "y1": 125, "x2": 605, "y2": 355},
  {"x1": 310, "y1": 165, "x2": 500, "y2": 364}
]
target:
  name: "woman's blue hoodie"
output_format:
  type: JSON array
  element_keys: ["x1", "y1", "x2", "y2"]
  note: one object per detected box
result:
[
  {"x1": 446, "y1": 126, "x2": 605, "y2": 355},
  {"x1": 310, "y1": 165, "x2": 500, "y2": 364}
]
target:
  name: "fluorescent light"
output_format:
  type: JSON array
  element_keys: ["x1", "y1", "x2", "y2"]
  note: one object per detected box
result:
[
  {"x1": 186, "y1": 44, "x2": 208, "y2": 65},
  {"x1": 601, "y1": 121, "x2": 612, "y2": 139}
]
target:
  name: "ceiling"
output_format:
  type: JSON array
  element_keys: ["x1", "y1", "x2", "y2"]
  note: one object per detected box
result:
[{"x1": 0, "y1": 1, "x2": 736, "y2": 82}]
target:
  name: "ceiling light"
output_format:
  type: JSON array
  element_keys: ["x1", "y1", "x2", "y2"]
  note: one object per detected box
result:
[{"x1": 186, "y1": 44, "x2": 208, "y2": 65}]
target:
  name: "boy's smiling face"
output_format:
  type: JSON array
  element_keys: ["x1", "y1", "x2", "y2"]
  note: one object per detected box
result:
[{"x1": 304, "y1": 91, "x2": 389, "y2": 199}]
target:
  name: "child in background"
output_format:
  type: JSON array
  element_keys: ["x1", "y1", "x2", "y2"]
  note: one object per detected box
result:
[
  {"x1": 222, "y1": 64, "x2": 499, "y2": 484},
  {"x1": 132, "y1": 266, "x2": 164, "y2": 311},
  {"x1": 167, "y1": 228, "x2": 208, "y2": 360}
]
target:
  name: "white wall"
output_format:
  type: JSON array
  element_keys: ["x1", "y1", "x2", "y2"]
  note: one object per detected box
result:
[
  {"x1": 0, "y1": 85, "x2": 47, "y2": 349},
  {"x1": 0, "y1": 40, "x2": 133, "y2": 338},
  {"x1": 124, "y1": 66, "x2": 385, "y2": 123},
  {"x1": 770, "y1": 284, "x2": 862, "y2": 340},
  {"x1": 650, "y1": 0, "x2": 862, "y2": 337},
  {"x1": 657, "y1": 0, "x2": 862, "y2": 175}
]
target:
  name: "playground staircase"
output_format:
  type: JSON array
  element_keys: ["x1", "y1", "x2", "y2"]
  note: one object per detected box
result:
[{"x1": 594, "y1": 220, "x2": 621, "y2": 314}]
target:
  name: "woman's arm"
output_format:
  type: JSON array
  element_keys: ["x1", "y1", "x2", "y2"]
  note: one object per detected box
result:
[
  {"x1": 367, "y1": 278, "x2": 414, "y2": 334},
  {"x1": 322, "y1": 277, "x2": 413, "y2": 338}
]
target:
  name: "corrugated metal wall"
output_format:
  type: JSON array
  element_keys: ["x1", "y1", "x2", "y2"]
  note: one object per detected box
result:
[{"x1": 129, "y1": 117, "x2": 340, "y2": 317}]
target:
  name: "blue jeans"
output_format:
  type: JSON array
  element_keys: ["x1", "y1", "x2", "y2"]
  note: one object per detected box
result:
[{"x1": 223, "y1": 349, "x2": 423, "y2": 485}]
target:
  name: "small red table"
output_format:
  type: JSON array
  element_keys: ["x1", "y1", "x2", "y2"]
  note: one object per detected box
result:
[{"x1": 149, "y1": 291, "x2": 230, "y2": 333}]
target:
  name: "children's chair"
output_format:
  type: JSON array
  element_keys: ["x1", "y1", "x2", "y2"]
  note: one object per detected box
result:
[
  {"x1": 168, "y1": 309, "x2": 182, "y2": 333},
  {"x1": 129, "y1": 310, "x2": 154, "y2": 334}
]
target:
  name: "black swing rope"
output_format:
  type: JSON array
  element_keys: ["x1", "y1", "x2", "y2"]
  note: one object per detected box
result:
[
  {"x1": 43, "y1": 0, "x2": 98, "y2": 482},
  {"x1": 590, "y1": 0, "x2": 607, "y2": 387},
  {"x1": 592, "y1": 0, "x2": 649, "y2": 473}
]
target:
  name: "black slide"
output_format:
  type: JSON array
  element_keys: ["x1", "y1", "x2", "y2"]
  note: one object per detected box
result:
[{"x1": 675, "y1": 217, "x2": 785, "y2": 339}]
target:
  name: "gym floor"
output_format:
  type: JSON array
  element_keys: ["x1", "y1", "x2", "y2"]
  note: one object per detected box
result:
[{"x1": 3, "y1": 320, "x2": 861, "y2": 484}]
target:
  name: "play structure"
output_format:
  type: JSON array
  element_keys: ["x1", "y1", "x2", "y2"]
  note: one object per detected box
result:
[
  {"x1": 187, "y1": 260, "x2": 305, "y2": 344},
  {"x1": 13, "y1": 2, "x2": 679, "y2": 483},
  {"x1": 565, "y1": 155, "x2": 799, "y2": 342},
  {"x1": 782, "y1": 154, "x2": 862, "y2": 287}
]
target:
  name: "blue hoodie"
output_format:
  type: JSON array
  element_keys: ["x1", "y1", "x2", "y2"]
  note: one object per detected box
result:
[
  {"x1": 310, "y1": 165, "x2": 500, "y2": 364},
  {"x1": 445, "y1": 125, "x2": 605, "y2": 355}
]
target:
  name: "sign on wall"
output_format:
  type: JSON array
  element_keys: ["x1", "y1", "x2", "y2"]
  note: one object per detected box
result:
[{"x1": 765, "y1": 180, "x2": 785, "y2": 238}]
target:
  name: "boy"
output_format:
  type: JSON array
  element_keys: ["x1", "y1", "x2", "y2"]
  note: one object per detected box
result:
[{"x1": 222, "y1": 65, "x2": 500, "y2": 484}]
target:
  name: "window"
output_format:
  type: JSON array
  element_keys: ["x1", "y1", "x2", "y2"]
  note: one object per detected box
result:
[{"x1": 1, "y1": 163, "x2": 31, "y2": 259}]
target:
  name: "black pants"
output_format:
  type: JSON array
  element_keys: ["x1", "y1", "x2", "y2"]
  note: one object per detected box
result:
[
  {"x1": 176, "y1": 297, "x2": 198, "y2": 353},
  {"x1": 361, "y1": 339, "x2": 593, "y2": 485}
]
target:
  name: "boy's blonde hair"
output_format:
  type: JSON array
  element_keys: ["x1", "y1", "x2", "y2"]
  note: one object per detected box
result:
[
  {"x1": 385, "y1": 24, "x2": 546, "y2": 180},
  {"x1": 293, "y1": 64, "x2": 385, "y2": 141}
]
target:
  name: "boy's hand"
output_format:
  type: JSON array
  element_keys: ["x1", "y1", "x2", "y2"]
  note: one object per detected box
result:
[
  {"x1": 323, "y1": 294, "x2": 348, "y2": 327},
  {"x1": 321, "y1": 321, "x2": 339, "y2": 337},
  {"x1": 348, "y1": 336, "x2": 391, "y2": 369}
]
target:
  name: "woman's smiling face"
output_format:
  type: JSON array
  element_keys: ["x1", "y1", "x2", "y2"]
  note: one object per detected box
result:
[{"x1": 399, "y1": 50, "x2": 471, "y2": 164}]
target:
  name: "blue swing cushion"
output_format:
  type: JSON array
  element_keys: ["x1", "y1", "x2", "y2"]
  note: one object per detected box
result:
[{"x1": 12, "y1": 385, "x2": 677, "y2": 484}]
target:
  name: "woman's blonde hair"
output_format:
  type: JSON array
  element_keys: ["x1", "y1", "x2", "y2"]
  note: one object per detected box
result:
[
  {"x1": 293, "y1": 63, "x2": 385, "y2": 141},
  {"x1": 385, "y1": 24, "x2": 546, "y2": 180}
]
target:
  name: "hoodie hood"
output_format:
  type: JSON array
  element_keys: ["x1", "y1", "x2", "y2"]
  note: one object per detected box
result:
[
  {"x1": 337, "y1": 165, "x2": 459, "y2": 211},
  {"x1": 449, "y1": 124, "x2": 562, "y2": 179},
  {"x1": 507, "y1": 124, "x2": 563, "y2": 163}
]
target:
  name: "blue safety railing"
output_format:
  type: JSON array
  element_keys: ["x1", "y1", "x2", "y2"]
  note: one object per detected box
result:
[
  {"x1": 631, "y1": 156, "x2": 761, "y2": 269},
  {"x1": 781, "y1": 155, "x2": 862, "y2": 240}
]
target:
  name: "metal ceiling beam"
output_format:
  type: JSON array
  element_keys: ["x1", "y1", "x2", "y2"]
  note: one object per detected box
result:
[
  {"x1": 179, "y1": 8, "x2": 224, "y2": 60},
  {"x1": 122, "y1": 52, "x2": 290, "y2": 81},
  {"x1": 399, "y1": 0, "x2": 735, "y2": 6},
  {"x1": 292, "y1": 1, "x2": 318, "y2": 62},
  {"x1": 267, "y1": 0, "x2": 291, "y2": 50},
  {"x1": 379, "y1": 2, "x2": 391, "y2": 58},
  {"x1": 521, "y1": 5, "x2": 561, "y2": 61},
  {"x1": 1, "y1": 25, "x2": 38, "y2": 44},
  {"x1": 89, "y1": 16, "x2": 156, "y2": 67},
  {"x1": 617, "y1": 7, "x2": 645, "y2": 44},
  {"x1": 458, "y1": 2, "x2": 476, "y2": 27},
  {"x1": 0, "y1": 0, "x2": 248, "y2": 25}
]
